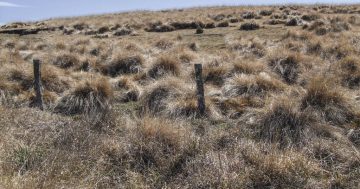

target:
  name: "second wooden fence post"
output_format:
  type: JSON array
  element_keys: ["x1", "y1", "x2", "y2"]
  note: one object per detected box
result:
[
  {"x1": 194, "y1": 64, "x2": 205, "y2": 116},
  {"x1": 33, "y1": 59, "x2": 44, "y2": 110}
]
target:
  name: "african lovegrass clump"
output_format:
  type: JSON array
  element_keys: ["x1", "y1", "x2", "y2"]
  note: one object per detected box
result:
[
  {"x1": 301, "y1": 77, "x2": 354, "y2": 125},
  {"x1": 147, "y1": 55, "x2": 180, "y2": 79},
  {"x1": 268, "y1": 52, "x2": 301, "y2": 84},
  {"x1": 54, "y1": 78, "x2": 113, "y2": 120},
  {"x1": 101, "y1": 54, "x2": 143, "y2": 77},
  {"x1": 256, "y1": 101, "x2": 311, "y2": 148}
]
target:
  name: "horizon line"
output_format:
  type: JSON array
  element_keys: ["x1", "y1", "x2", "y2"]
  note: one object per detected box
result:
[{"x1": 2, "y1": 2, "x2": 360, "y2": 25}]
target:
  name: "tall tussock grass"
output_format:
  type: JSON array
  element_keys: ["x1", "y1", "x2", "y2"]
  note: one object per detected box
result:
[
  {"x1": 268, "y1": 52, "x2": 302, "y2": 84},
  {"x1": 100, "y1": 54, "x2": 143, "y2": 77},
  {"x1": 301, "y1": 77, "x2": 354, "y2": 125},
  {"x1": 54, "y1": 78, "x2": 113, "y2": 120},
  {"x1": 147, "y1": 55, "x2": 180, "y2": 79},
  {"x1": 140, "y1": 78, "x2": 185, "y2": 115},
  {"x1": 337, "y1": 56, "x2": 360, "y2": 89},
  {"x1": 255, "y1": 100, "x2": 312, "y2": 148},
  {"x1": 223, "y1": 73, "x2": 285, "y2": 97},
  {"x1": 52, "y1": 52, "x2": 80, "y2": 69}
]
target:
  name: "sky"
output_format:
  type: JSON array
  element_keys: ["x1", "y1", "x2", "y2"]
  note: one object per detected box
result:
[{"x1": 1, "y1": 0, "x2": 359, "y2": 25}]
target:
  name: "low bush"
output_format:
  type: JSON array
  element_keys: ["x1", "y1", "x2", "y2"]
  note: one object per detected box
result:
[
  {"x1": 240, "y1": 22, "x2": 260, "y2": 30},
  {"x1": 242, "y1": 12, "x2": 257, "y2": 19},
  {"x1": 264, "y1": 19, "x2": 286, "y2": 25},
  {"x1": 97, "y1": 26, "x2": 110, "y2": 34},
  {"x1": 72, "y1": 22, "x2": 88, "y2": 30},
  {"x1": 145, "y1": 21, "x2": 175, "y2": 32},
  {"x1": 195, "y1": 27, "x2": 204, "y2": 34},
  {"x1": 216, "y1": 21, "x2": 229, "y2": 27},
  {"x1": 301, "y1": 14, "x2": 320, "y2": 21},
  {"x1": 285, "y1": 18, "x2": 299, "y2": 26},
  {"x1": 259, "y1": 10, "x2": 273, "y2": 16},
  {"x1": 170, "y1": 21, "x2": 205, "y2": 30},
  {"x1": 113, "y1": 27, "x2": 133, "y2": 36}
]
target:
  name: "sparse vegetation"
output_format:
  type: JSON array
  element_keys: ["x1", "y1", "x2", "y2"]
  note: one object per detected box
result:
[{"x1": 1, "y1": 4, "x2": 360, "y2": 189}]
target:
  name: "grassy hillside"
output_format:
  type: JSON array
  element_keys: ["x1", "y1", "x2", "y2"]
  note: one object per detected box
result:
[{"x1": 0, "y1": 5, "x2": 360, "y2": 188}]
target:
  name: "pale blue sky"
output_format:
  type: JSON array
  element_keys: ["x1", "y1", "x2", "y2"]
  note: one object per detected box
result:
[{"x1": 0, "y1": 0, "x2": 359, "y2": 25}]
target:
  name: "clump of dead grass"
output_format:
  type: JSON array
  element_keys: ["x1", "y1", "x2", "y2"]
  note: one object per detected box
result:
[
  {"x1": 112, "y1": 76, "x2": 141, "y2": 103},
  {"x1": 3, "y1": 64, "x2": 69, "y2": 94},
  {"x1": 52, "y1": 52, "x2": 80, "y2": 69},
  {"x1": 256, "y1": 100, "x2": 312, "y2": 148},
  {"x1": 240, "y1": 22, "x2": 260, "y2": 30},
  {"x1": 155, "y1": 39, "x2": 174, "y2": 50},
  {"x1": 232, "y1": 59, "x2": 265, "y2": 74},
  {"x1": 307, "y1": 17, "x2": 351, "y2": 36},
  {"x1": 336, "y1": 56, "x2": 360, "y2": 89},
  {"x1": 201, "y1": 64, "x2": 231, "y2": 86},
  {"x1": 227, "y1": 37, "x2": 266, "y2": 57},
  {"x1": 100, "y1": 54, "x2": 143, "y2": 77},
  {"x1": 140, "y1": 77, "x2": 220, "y2": 118},
  {"x1": 301, "y1": 77, "x2": 354, "y2": 125},
  {"x1": 223, "y1": 73, "x2": 285, "y2": 97},
  {"x1": 140, "y1": 78, "x2": 186, "y2": 115},
  {"x1": 102, "y1": 117, "x2": 196, "y2": 187},
  {"x1": 54, "y1": 78, "x2": 113, "y2": 119},
  {"x1": 214, "y1": 96, "x2": 263, "y2": 118},
  {"x1": 167, "y1": 91, "x2": 221, "y2": 119},
  {"x1": 268, "y1": 51, "x2": 302, "y2": 84},
  {"x1": 145, "y1": 21, "x2": 175, "y2": 32},
  {"x1": 147, "y1": 55, "x2": 180, "y2": 79}
]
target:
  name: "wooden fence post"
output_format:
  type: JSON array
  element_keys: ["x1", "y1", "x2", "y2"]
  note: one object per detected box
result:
[
  {"x1": 33, "y1": 59, "x2": 43, "y2": 110},
  {"x1": 194, "y1": 64, "x2": 205, "y2": 116}
]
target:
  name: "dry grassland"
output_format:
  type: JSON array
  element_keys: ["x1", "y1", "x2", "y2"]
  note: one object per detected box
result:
[{"x1": 0, "y1": 5, "x2": 360, "y2": 188}]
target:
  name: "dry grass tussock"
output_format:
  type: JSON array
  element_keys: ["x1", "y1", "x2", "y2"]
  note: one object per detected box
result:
[
  {"x1": 301, "y1": 77, "x2": 355, "y2": 125},
  {"x1": 54, "y1": 78, "x2": 113, "y2": 120},
  {"x1": 336, "y1": 56, "x2": 360, "y2": 89},
  {"x1": 255, "y1": 99, "x2": 312, "y2": 148},
  {"x1": 267, "y1": 50, "x2": 311, "y2": 84},
  {"x1": 232, "y1": 58, "x2": 265, "y2": 74},
  {"x1": 147, "y1": 55, "x2": 181, "y2": 79},
  {"x1": 223, "y1": 73, "x2": 285, "y2": 97},
  {"x1": 1, "y1": 4, "x2": 360, "y2": 188},
  {"x1": 227, "y1": 36, "x2": 267, "y2": 57},
  {"x1": 100, "y1": 54, "x2": 144, "y2": 77}
]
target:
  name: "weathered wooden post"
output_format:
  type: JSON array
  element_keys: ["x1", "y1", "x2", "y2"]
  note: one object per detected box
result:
[
  {"x1": 33, "y1": 59, "x2": 43, "y2": 110},
  {"x1": 194, "y1": 64, "x2": 205, "y2": 116}
]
